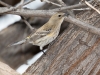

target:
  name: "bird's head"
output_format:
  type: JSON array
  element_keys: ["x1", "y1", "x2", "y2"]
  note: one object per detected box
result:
[{"x1": 50, "y1": 12, "x2": 65, "y2": 22}]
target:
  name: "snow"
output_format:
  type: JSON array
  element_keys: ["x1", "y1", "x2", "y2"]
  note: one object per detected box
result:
[{"x1": 0, "y1": 14, "x2": 20, "y2": 31}]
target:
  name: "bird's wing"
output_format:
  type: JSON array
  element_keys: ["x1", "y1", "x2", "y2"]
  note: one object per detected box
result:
[
  {"x1": 28, "y1": 26, "x2": 53, "y2": 42},
  {"x1": 29, "y1": 30, "x2": 51, "y2": 41}
]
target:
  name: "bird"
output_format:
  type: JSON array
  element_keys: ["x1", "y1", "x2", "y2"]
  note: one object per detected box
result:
[{"x1": 8, "y1": 12, "x2": 65, "y2": 54}]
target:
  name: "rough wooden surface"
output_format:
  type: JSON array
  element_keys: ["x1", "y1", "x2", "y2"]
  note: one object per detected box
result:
[
  {"x1": 23, "y1": 5, "x2": 100, "y2": 75},
  {"x1": 0, "y1": 61, "x2": 20, "y2": 75}
]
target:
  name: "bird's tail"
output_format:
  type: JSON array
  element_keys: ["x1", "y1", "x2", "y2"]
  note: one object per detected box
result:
[{"x1": 8, "y1": 39, "x2": 27, "y2": 47}]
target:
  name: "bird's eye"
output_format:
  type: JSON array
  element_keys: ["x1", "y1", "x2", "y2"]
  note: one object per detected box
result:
[{"x1": 58, "y1": 15, "x2": 61, "y2": 17}]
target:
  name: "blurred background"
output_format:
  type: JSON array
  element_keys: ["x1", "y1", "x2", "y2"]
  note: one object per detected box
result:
[{"x1": 0, "y1": 0, "x2": 80, "y2": 74}]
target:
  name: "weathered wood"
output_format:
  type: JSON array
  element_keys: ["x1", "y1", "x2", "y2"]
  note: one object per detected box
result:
[
  {"x1": 23, "y1": 4, "x2": 100, "y2": 75},
  {"x1": 0, "y1": 61, "x2": 20, "y2": 75}
]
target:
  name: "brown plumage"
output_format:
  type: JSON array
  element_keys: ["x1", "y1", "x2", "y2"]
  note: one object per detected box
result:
[{"x1": 9, "y1": 12, "x2": 65, "y2": 51}]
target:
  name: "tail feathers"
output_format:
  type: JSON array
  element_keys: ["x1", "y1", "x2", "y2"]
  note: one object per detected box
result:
[{"x1": 8, "y1": 39, "x2": 27, "y2": 47}]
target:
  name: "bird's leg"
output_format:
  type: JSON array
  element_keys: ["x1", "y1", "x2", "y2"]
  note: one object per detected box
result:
[
  {"x1": 40, "y1": 46, "x2": 46, "y2": 55},
  {"x1": 41, "y1": 50, "x2": 46, "y2": 55}
]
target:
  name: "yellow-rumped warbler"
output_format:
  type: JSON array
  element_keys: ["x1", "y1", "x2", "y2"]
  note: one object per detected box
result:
[{"x1": 8, "y1": 12, "x2": 65, "y2": 53}]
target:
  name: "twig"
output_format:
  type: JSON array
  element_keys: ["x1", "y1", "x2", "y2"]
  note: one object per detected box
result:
[
  {"x1": 17, "y1": 0, "x2": 35, "y2": 31},
  {"x1": 0, "y1": 0, "x2": 25, "y2": 13},
  {"x1": 73, "y1": 8, "x2": 91, "y2": 11},
  {"x1": 0, "y1": 0, "x2": 35, "y2": 13},
  {"x1": 57, "y1": 0, "x2": 66, "y2": 6},
  {"x1": 9, "y1": 0, "x2": 25, "y2": 11},
  {"x1": 50, "y1": 3, "x2": 87, "y2": 11},
  {"x1": 57, "y1": 0, "x2": 75, "y2": 17},
  {"x1": 51, "y1": 0, "x2": 93, "y2": 11},
  {"x1": 0, "y1": 0, "x2": 35, "y2": 7},
  {"x1": 0, "y1": 2, "x2": 87, "y2": 13},
  {"x1": 65, "y1": 16, "x2": 100, "y2": 36},
  {"x1": 85, "y1": 0, "x2": 100, "y2": 14},
  {"x1": 24, "y1": 0, "x2": 35, "y2": 6},
  {"x1": 0, "y1": 1, "x2": 11, "y2": 7},
  {"x1": 16, "y1": 0, "x2": 24, "y2": 9},
  {"x1": 41, "y1": 0, "x2": 62, "y2": 7},
  {"x1": 0, "y1": 0, "x2": 34, "y2": 31},
  {"x1": 21, "y1": 16, "x2": 34, "y2": 31},
  {"x1": 0, "y1": 0, "x2": 92, "y2": 13}
]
